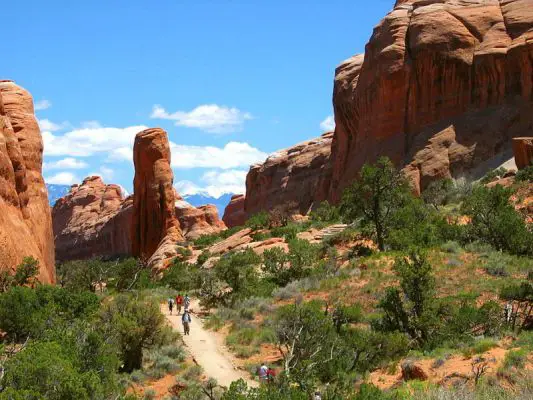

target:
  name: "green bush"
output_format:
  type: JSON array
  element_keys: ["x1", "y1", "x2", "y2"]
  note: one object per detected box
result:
[
  {"x1": 481, "y1": 167, "x2": 508, "y2": 184},
  {"x1": 515, "y1": 166, "x2": 533, "y2": 183},
  {"x1": 340, "y1": 157, "x2": 411, "y2": 251},
  {"x1": 461, "y1": 185, "x2": 533, "y2": 255},
  {"x1": 98, "y1": 293, "x2": 172, "y2": 372},
  {"x1": 422, "y1": 179, "x2": 454, "y2": 210},
  {"x1": 310, "y1": 201, "x2": 340, "y2": 223},
  {"x1": 246, "y1": 211, "x2": 271, "y2": 230},
  {"x1": 159, "y1": 259, "x2": 199, "y2": 291}
]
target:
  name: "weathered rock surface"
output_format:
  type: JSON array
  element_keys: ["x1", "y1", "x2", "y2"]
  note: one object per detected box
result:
[
  {"x1": 0, "y1": 81, "x2": 55, "y2": 283},
  {"x1": 175, "y1": 194, "x2": 226, "y2": 240},
  {"x1": 244, "y1": 132, "x2": 334, "y2": 216},
  {"x1": 330, "y1": 0, "x2": 533, "y2": 199},
  {"x1": 222, "y1": 194, "x2": 247, "y2": 228},
  {"x1": 52, "y1": 176, "x2": 132, "y2": 262},
  {"x1": 132, "y1": 128, "x2": 184, "y2": 264},
  {"x1": 513, "y1": 137, "x2": 533, "y2": 169}
]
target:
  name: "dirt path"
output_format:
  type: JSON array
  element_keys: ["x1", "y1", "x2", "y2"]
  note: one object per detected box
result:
[{"x1": 164, "y1": 300, "x2": 258, "y2": 389}]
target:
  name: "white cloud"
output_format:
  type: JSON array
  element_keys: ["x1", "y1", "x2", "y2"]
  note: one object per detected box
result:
[
  {"x1": 170, "y1": 142, "x2": 267, "y2": 170},
  {"x1": 43, "y1": 125, "x2": 148, "y2": 157},
  {"x1": 320, "y1": 115, "x2": 335, "y2": 131},
  {"x1": 44, "y1": 157, "x2": 88, "y2": 170},
  {"x1": 45, "y1": 172, "x2": 80, "y2": 185},
  {"x1": 175, "y1": 169, "x2": 247, "y2": 198},
  {"x1": 151, "y1": 104, "x2": 252, "y2": 133},
  {"x1": 38, "y1": 119, "x2": 68, "y2": 132},
  {"x1": 34, "y1": 100, "x2": 52, "y2": 111},
  {"x1": 88, "y1": 166, "x2": 115, "y2": 182}
]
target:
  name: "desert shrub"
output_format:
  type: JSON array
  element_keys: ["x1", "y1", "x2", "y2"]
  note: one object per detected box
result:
[
  {"x1": 502, "y1": 349, "x2": 528, "y2": 370},
  {"x1": 2, "y1": 341, "x2": 96, "y2": 400},
  {"x1": 422, "y1": 179, "x2": 454, "y2": 210},
  {"x1": 388, "y1": 197, "x2": 450, "y2": 250},
  {"x1": 270, "y1": 223, "x2": 306, "y2": 241},
  {"x1": 193, "y1": 233, "x2": 222, "y2": 248},
  {"x1": 481, "y1": 167, "x2": 508, "y2": 184},
  {"x1": 340, "y1": 157, "x2": 411, "y2": 251},
  {"x1": 310, "y1": 201, "x2": 340, "y2": 223},
  {"x1": 251, "y1": 231, "x2": 272, "y2": 242},
  {"x1": 159, "y1": 259, "x2": 199, "y2": 292},
  {"x1": 500, "y1": 281, "x2": 533, "y2": 331},
  {"x1": 0, "y1": 286, "x2": 99, "y2": 341},
  {"x1": 246, "y1": 211, "x2": 271, "y2": 230},
  {"x1": 12, "y1": 257, "x2": 39, "y2": 287},
  {"x1": 461, "y1": 185, "x2": 533, "y2": 255},
  {"x1": 196, "y1": 250, "x2": 211, "y2": 266},
  {"x1": 98, "y1": 293, "x2": 173, "y2": 372},
  {"x1": 176, "y1": 247, "x2": 192, "y2": 258},
  {"x1": 325, "y1": 227, "x2": 360, "y2": 246},
  {"x1": 515, "y1": 166, "x2": 533, "y2": 182},
  {"x1": 440, "y1": 241, "x2": 463, "y2": 254}
]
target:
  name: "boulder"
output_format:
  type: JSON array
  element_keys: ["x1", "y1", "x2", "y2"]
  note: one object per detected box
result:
[
  {"x1": 52, "y1": 176, "x2": 132, "y2": 261},
  {"x1": 245, "y1": 132, "x2": 333, "y2": 216},
  {"x1": 329, "y1": 0, "x2": 533, "y2": 200},
  {"x1": 175, "y1": 195, "x2": 226, "y2": 240},
  {"x1": 513, "y1": 137, "x2": 533, "y2": 169},
  {"x1": 132, "y1": 128, "x2": 184, "y2": 265},
  {"x1": 0, "y1": 81, "x2": 55, "y2": 283},
  {"x1": 222, "y1": 194, "x2": 247, "y2": 228}
]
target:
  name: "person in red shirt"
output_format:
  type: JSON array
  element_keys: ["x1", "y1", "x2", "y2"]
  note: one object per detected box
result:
[{"x1": 175, "y1": 294, "x2": 184, "y2": 315}]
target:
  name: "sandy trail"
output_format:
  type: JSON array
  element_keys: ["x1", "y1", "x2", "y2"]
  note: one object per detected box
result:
[{"x1": 164, "y1": 300, "x2": 258, "y2": 388}]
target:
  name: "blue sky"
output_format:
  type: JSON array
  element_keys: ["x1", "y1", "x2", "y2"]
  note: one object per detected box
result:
[{"x1": 3, "y1": 0, "x2": 393, "y2": 197}]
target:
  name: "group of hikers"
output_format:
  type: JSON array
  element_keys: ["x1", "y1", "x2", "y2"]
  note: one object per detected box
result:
[{"x1": 168, "y1": 293, "x2": 192, "y2": 335}]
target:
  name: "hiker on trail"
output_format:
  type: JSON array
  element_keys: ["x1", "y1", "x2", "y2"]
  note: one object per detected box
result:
[
  {"x1": 267, "y1": 367, "x2": 276, "y2": 383},
  {"x1": 182, "y1": 310, "x2": 192, "y2": 335},
  {"x1": 258, "y1": 363, "x2": 269, "y2": 382},
  {"x1": 167, "y1": 297, "x2": 174, "y2": 315},
  {"x1": 184, "y1": 294, "x2": 191, "y2": 312},
  {"x1": 176, "y1": 293, "x2": 184, "y2": 314}
]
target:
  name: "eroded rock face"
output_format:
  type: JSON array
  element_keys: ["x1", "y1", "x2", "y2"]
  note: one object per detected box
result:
[
  {"x1": 52, "y1": 176, "x2": 132, "y2": 262},
  {"x1": 222, "y1": 194, "x2": 247, "y2": 228},
  {"x1": 175, "y1": 194, "x2": 226, "y2": 240},
  {"x1": 330, "y1": 0, "x2": 533, "y2": 199},
  {"x1": 0, "y1": 81, "x2": 55, "y2": 283},
  {"x1": 513, "y1": 137, "x2": 533, "y2": 169},
  {"x1": 245, "y1": 132, "x2": 334, "y2": 216},
  {"x1": 132, "y1": 128, "x2": 183, "y2": 262}
]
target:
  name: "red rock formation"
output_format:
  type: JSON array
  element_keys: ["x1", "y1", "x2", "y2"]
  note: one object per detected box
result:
[
  {"x1": 222, "y1": 194, "x2": 247, "y2": 228},
  {"x1": 175, "y1": 194, "x2": 226, "y2": 240},
  {"x1": 52, "y1": 176, "x2": 132, "y2": 261},
  {"x1": 513, "y1": 137, "x2": 533, "y2": 169},
  {"x1": 330, "y1": 0, "x2": 533, "y2": 199},
  {"x1": 244, "y1": 132, "x2": 333, "y2": 217},
  {"x1": 0, "y1": 81, "x2": 55, "y2": 283},
  {"x1": 132, "y1": 128, "x2": 183, "y2": 262}
]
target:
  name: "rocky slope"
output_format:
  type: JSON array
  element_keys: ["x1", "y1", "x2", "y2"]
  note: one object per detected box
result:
[
  {"x1": 175, "y1": 194, "x2": 226, "y2": 240},
  {"x1": 0, "y1": 80, "x2": 55, "y2": 283},
  {"x1": 52, "y1": 176, "x2": 133, "y2": 262},
  {"x1": 329, "y1": 0, "x2": 533, "y2": 199},
  {"x1": 244, "y1": 132, "x2": 333, "y2": 218},
  {"x1": 222, "y1": 194, "x2": 247, "y2": 228},
  {"x1": 132, "y1": 128, "x2": 184, "y2": 268}
]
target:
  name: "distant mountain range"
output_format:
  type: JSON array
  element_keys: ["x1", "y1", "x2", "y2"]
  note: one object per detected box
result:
[
  {"x1": 46, "y1": 183, "x2": 235, "y2": 215},
  {"x1": 46, "y1": 184, "x2": 71, "y2": 206},
  {"x1": 183, "y1": 193, "x2": 234, "y2": 216}
]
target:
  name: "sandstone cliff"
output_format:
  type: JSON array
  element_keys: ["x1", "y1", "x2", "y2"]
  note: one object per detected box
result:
[
  {"x1": 222, "y1": 194, "x2": 247, "y2": 228},
  {"x1": 52, "y1": 176, "x2": 132, "y2": 262},
  {"x1": 175, "y1": 194, "x2": 226, "y2": 240},
  {"x1": 132, "y1": 128, "x2": 184, "y2": 265},
  {"x1": 513, "y1": 137, "x2": 533, "y2": 169},
  {"x1": 0, "y1": 80, "x2": 55, "y2": 283},
  {"x1": 330, "y1": 0, "x2": 533, "y2": 199},
  {"x1": 244, "y1": 132, "x2": 333, "y2": 217}
]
